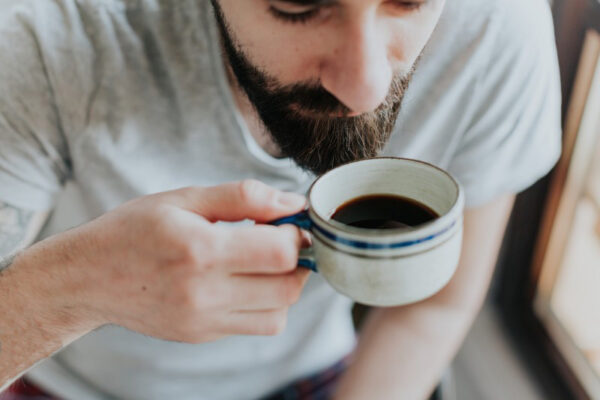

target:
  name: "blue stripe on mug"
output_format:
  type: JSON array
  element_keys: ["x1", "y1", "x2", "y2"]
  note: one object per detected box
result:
[
  {"x1": 311, "y1": 220, "x2": 457, "y2": 250},
  {"x1": 270, "y1": 210, "x2": 457, "y2": 251}
]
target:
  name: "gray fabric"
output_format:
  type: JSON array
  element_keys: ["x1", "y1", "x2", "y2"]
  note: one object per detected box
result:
[{"x1": 0, "y1": 0, "x2": 561, "y2": 399}]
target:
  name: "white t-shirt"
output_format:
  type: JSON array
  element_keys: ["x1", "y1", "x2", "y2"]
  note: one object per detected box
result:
[{"x1": 0, "y1": 0, "x2": 561, "y2": 399}]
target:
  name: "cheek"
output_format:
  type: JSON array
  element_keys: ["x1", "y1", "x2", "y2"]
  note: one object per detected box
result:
[
  {"x1": 389, "y1": 26, "x2": 431, "y2": 68},
  {"x1": 248, "y1": 36, "x2": 321, "y2": 83},
  {"x1": 389, "y1": 4, "x2": 446, "y2": 67},
  {"x1": 225, "y1": 13, "x2": 322, "y2": 84}
]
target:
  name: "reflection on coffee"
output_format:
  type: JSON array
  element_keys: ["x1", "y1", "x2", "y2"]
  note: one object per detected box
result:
[{"x1": 331, "y1": 194, "x2": 438, "y2": 229}]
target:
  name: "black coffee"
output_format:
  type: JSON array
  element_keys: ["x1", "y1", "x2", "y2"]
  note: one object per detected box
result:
[{"x1": 331, "y1": 194, "x2": 438, "y2": 229}]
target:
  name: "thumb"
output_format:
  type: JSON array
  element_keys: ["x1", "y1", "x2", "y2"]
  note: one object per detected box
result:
[{"x1": 171, "y1": 180, "x2": 307, "y2": 223}]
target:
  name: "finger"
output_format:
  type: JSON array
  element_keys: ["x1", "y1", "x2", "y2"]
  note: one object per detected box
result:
[
  {"x1": 228, "y1": 268, "x2": 310, "y2": 311},
  {"x1": 171, "y1": 180, "x2": 307, "y2": 223},
  {"x1": 220, "y1": 309, "x2": 289, "y2": 336},
  {"x1": 300, "y1": 229, "x2": 312, "y2": 248},
  {"x1": 215, "y1": 224, "x2": 304, "y2": 274}
]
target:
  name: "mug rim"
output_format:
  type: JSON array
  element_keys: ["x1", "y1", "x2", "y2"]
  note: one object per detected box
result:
[{"x1": 306, "y1": 157, "x2": 463, "y2": 239}]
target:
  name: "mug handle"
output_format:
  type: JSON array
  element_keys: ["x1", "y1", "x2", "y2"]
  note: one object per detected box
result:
[{"x1": 268, "y1": 210, "x2": 318, "y2": 272}]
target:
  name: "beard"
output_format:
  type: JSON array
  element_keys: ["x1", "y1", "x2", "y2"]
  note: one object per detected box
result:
[{"x1": 210, "y1": 1, "x2": 415, "y2": 176}]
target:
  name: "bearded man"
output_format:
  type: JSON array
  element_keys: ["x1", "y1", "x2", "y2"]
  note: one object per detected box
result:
[{"x1": 0, "y1": 0, "x2": 561, "y2": 399}]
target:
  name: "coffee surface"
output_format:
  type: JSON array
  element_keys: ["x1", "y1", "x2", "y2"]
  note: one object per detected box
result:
[{"x1": 331, "y1": 194, "x2": 438, "y2": 229}]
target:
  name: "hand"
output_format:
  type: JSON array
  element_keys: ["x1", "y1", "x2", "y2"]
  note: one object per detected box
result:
[{"x1": 61, "y1": 180, "x2": 309, "y2": 343}]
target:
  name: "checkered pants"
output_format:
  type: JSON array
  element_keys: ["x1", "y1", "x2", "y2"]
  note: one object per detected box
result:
[{"x1": 1, "y1": 356, "x2": 351, "y2": 400}]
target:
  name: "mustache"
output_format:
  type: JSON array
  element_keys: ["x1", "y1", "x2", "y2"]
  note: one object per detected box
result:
[
  {"x1": 264, "y1": 71, "x2": 414, "y2": 120},
  {"x1": 210, "y1": 0, "x2": 415, "y2": 175},
  {"x1": 267, "y1": 82, "x2": 352, "y2": 116}
]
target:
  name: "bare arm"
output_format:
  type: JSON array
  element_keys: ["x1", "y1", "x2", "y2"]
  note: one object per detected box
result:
[
  {"x1": 0, "y1": 202, "x2": 76, "y2": 392},
  {"x1": 0, "y1": 201, "x2": 63, "y2": 391},
  {"x1": 0, "y1": 182, "x2": 312, "y2": 393},
  {"x1": 333, "y1": 194, "x2": 516, "y2": 400}
]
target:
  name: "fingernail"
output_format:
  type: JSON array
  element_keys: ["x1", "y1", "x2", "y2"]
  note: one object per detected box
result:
[{"x1": 278, "y1": 192, "x2": 307, "y2": 209}]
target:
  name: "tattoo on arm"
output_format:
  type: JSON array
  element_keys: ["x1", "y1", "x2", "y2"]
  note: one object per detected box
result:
[
  {"x1": 0, "y1": 253, "x2": 18, "y2": 273},
  {"x1": 0, "y1": 202, "x2": 35, "y2": 272}
]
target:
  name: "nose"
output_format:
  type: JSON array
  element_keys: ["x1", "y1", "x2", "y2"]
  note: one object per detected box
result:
[{"x1": 320, "y1": 17, "x2": 393, "y2": 114}]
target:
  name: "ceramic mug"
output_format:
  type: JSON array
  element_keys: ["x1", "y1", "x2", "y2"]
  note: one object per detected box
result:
[{"x1": 271, "y1": 157, "x2": 465, "y2": 307}]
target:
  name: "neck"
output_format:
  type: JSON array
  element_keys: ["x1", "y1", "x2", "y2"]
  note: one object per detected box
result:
[{"x1": 223, "y1": 61, "x2": 284, "y2": 158}]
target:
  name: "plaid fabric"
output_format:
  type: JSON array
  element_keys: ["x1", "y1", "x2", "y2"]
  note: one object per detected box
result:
[
  {"x1": 0, "y1": 379, "x2": 59, "y2": 400},
  {"x1": 0, "y1": 356, "x2": 351, "y2": 400},
  {"x1": 260, "y1": 356, "x2": 352, "y2": 400}
]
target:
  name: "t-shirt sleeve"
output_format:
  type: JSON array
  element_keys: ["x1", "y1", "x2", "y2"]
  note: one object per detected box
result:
[
  {"x1": 0, "y1": 4, "x2": 70, "y2": 211},
  {"x1": 447, "y1": 0, "x2": 562, "y2": 208}
]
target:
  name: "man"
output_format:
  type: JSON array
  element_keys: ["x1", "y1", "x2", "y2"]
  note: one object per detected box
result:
[{"x1": 0, "y1": 0, "x2": 561, "y2": 399}]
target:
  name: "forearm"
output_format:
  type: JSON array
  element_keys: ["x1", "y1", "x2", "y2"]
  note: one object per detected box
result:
[
  {"x1": 0, "y1": 248, "x2": 90, "y2": 390},
  {"x1": 0, "y1": 209, "x2": 96, "y2": 391},
  {"x1": 335, "y1": 291, "x2": 485, "y2": 400}
]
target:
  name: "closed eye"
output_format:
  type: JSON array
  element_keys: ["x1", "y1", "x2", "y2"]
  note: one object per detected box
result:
[
  {"x1": 268, "y1": 1, "x2": 428, "y2": 25},
  {"x1": 268, "y1": 5, "x2": 322, "y2": 24}
]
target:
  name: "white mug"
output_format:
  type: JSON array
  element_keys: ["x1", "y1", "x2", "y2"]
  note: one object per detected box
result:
[{"x1": 271, "y1": 157, "x2": 464, "y2": 307}]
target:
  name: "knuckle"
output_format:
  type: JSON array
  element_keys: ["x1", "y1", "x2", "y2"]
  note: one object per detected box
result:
[
  {"x1": 145, "y1": 203, "x2": 171, "y2": 227},
  {"x1": 173, "y1": 186, "x2": 203, "y2": 204},
  {"x1": 281, "y1": 224, "x2": 301, "y2": 242},
  {"x1": 174, "y1": 240, "x2": 199, "y2": 265},
  {"x1": 273, "y1": 242, "x2": 298, "y2": 271},
  {"x1": 178, "y1": 226, "x2": 221, "y2": 271},
  {"x1": 191, "y1": 242, "x2": 217, "y2": 273},
  {"x1": 238, "y1": 179, "x2": 263, "y2": 204},
  {"x1": 262, "y1": 312, "x2": 287, "y2": 336},
  {"x1": 282, "y1": 276, "x2": 303, "y2": 305},
  {"x1": 146, "y1": 206, "x2": 185, "y2": 244},
  {"x1": 163, "y1": 307, "x2": 204, "y2": 342},
  {"x1": 175, "y1": 317, "x2": 216, "y2": 344},
  {"x1": 238, "y1": 179, "x2": 277, "y2": 208},
  {"x1": 179, "y1": 283, "x2": 204, "y2": 310},
  {"x1": 177, "y1": 281, "x2": 219, "y2": 313},
  {"x1": 169, "y1": 240, "x2": 205, "y2": 273}
]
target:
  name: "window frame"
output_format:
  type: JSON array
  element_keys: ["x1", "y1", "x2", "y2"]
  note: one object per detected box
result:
[{"x1": 493, "y1": 1, "x2": 600, "y2": 399}]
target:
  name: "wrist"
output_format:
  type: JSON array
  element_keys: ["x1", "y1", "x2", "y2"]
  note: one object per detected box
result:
[
  {"x1": 0, "y1": 241, "x2": 98, "y2": 385},
  {"x1": 8, "y1": 231, "x2": 104, "y2": 336}
]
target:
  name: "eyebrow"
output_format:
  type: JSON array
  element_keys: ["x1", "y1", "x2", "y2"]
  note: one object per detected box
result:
[{"x1": 269, "y1": 0, "x2": 338, "y2": 6}]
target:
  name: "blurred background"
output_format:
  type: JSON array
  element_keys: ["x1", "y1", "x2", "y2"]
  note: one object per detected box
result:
[{"x1": 443, "y1": 0, "x2": 600, "y2": 399}]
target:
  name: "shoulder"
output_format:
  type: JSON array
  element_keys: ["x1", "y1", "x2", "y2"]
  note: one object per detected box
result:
[
  {"x1": 438, "y1": 0, "x2": 554, "y2": 38},
  {"x1": 0, "y1": 0, "x2": 212, "y2": 83},
  {"x1": 0, "y1": 1, "x2": 114, "y2": 131},
  {"x1": 432, "y1": 0, "x2": 555, "y2": 66},
  {"x1": 0, "y1": 0, "x2": 124, "y2": 80},
  {"x1": 0, "y1": 0, "x2": 125, "y2": 36},
  {"x1": 410, "y1": 0, "x2": 557, "y2": 109}
]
